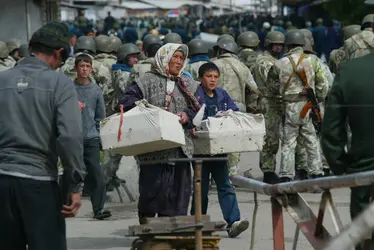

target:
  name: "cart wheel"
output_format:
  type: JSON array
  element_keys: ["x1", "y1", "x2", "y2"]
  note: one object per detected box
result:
[
  {"x1": 131, "y1": 238, "x2": 143, "y2": 250},
  {"x1": 141, "y1": 241, "x2": 172, "y2": 250}
]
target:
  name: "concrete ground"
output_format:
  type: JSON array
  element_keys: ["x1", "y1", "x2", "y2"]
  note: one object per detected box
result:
[{"x1": 66, "y1": 152, "x2": 352, "y2": 250}]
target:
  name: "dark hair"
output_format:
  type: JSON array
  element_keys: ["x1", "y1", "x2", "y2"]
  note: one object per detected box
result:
[
  {"x1": 29, "y1": 43, "x2": 56, "y2": 56},
  {"x1": 198, "y1": 62, "x2": 220, "y2": 78},
  {"x1": 146, "y1": 44, "x2": 161, "y2": 57},
  {"x1": 75, "y1": 54, "x2": 92, "y2": 66}
]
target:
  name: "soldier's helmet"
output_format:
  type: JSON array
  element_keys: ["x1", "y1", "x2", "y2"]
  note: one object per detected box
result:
[
  {"x1": 108, "y1": 35, "x2": 122, "y2": 53},
  {"x1": 217, "y1": 34, "x2": 235, "y2": 42},
  {"x1": 19, "y1": 44, "x2": 29, "y2": 58},
  {"x1": 117, "y1": 43, "x2": 140, "y2": 62},
  {"x1": 343, "y1": 25, "x2": 361, "y2": 41},
  {"x1": 285, "y1": 30, "x2": 306, "y2": 46},
  {"x1": 300, "y1": 29, "x2": 314, "y2": 46},
  {"x1": 143, "y1": 34, "x2": 162, "y2": 52},
  {"x1": 237, "y1": 31, "x2": 260, "y2": 48},
  {"x1": 215, "y1": 38, "x2": 239, "y2": 55},
  {"x1": 95, "y1": 35, "x2": 110, "y2": 53},
  {"x1": 75, "y1": 36, "x2": 96, "y2": 54},
  {"x1": 163, "y1": 33, "x2": 182, "y2": 44},
  {"x1": 265, "y1": 31, "x2": 285, "y2": 47},
  {"x1": 187, "y1": 39, "x2": 208, "y2": 56},
  {"x1": 6, "y1": 38, "x2": 21, "y2": 53},
  {"x1": 362, "y1": 14, "x2": 374, "y2": 25},
  {"x1": 303, "y1": 38, "x2": 314, "y2": 54},
  {"x1": 0, "y1": 41, "x2": 9, "y2": 59}
]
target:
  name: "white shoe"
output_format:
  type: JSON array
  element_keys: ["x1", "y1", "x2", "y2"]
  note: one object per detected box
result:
[{"x1": 228, "y1": 219, "x2": 249, "y2": 238}]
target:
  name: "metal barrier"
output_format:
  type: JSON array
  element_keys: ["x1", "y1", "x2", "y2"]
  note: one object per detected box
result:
[{"x1": 230, "y1": 170, "x2": 374, "y2": 250}]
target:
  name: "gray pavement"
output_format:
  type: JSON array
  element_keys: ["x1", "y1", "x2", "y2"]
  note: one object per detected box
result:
[{"x1": 67, "y1": 152, "x2": 352, "y2": 250}]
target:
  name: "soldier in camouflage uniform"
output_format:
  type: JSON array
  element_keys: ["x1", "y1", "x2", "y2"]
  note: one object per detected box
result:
[
  {"x1": 0, "y1": 41, "x2": 12, "y2": 71},
  {"x1": 103, "y1": 43, "x2": 141, "y2": 191},
  {"x1": 95, "y1": 35, "x2": 121, "y2": 71},
  {"x1": 59, "y1": 36, "x2": 112, "y2": 114},
  {"x1": 18, "y1": 44, "x2": 29, "y2": 62},
  {"x1": 266, "y1": 30, "x2": 329, "y2": 182},
  {"x1": 329, "y1": 25, "x2": 361, "y2": 74},
  {"x1": 127, "y1": 34, "x2": 162, "y2": 85},
  {"x1": 212, "y1": 38, "x2": 259, "y2": 177},
  {"x1": 210, "y1": 34, "x2": 235, "y2": 60},
  {"x1": 185, "y1": 39, "x2": 210, "y2": 80},
  {"x1": 254, "y1": 31, "x2": 285, "y2": 183},
  {"x1": 163, "y1": 32, "x2": 183, "y2": 45},
  {"x1": 5, "y1": 38, "x2": 21, "y2": 67},
  {"x1": 300, "y1": 29, "x2": 314, "y2": 47},
  {"x1": 237, "y1": 31, "x2": 260, "y2": 74},
  {"x1": 344, "y1": 14, "x2": 374, "y2": 60}
]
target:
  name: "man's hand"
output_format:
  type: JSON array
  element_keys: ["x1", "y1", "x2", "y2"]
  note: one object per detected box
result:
[
  {"x1": 62, "y1": 192, "x2": 82, "y2": 218},
  {"x1": 177, "y1": 112, "x2": 189, "y2": 125},
  {"x1": 190, "y1": 128, "x2": 197, "y2": 137}
]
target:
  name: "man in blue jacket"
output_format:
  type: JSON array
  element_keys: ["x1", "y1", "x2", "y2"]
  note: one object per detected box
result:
[{"x1": 191, "y1": 62, "x2": 249, "y2": 238}]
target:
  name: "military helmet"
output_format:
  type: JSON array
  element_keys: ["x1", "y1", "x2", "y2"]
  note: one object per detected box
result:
[
  {"x1": 163, "y1": 33, "x2": 182, "y2": 44},
  {"x1": 303, "y1": 38, "x2": 315, "y2": 54},
  {"x1": 265, "y1": 31, "x2": 285, "y2": 47},
  {"x1": 19, "y1": 44, "x2": 29, "y2": 58},
  {"x1": 143, "y1": 34, "x2": 162, "y2": 52},
  {"x1": 117, "y1": 43, "x2": 140, "y2": 62},
  {"x1": 108, "y1": 35, "x2": 122, "y2": 53},
  {"x1": 237, "y1": 31, "x2": 260, "y2": 48},
  {"x1": 6, "y1": 38, "x2": 21, "y2": 53},
  {"x1": 187, "y1": 39, "x2": 208, "y2": 56},
  {"x1": 75, "y1": 36, "x2": 96, "y2": 54},
  {"x1": 300, "y1": 29, "x2": 314, "y2": 46},
  {"x1": 285, "y1": 30, "x2": 306, "y2": 46},
  {"x1": 217, "y1": 34, "x2": 235, "y2": 42},
  {"x1": 215, "y1": 38, "x2": 238, "y2": 55},
  {"x1": 343, "y1": 25, "x2": 361, "y2": 41},
  {"x1": 95, "y1": 35, "x2": 110, "y2": 53},
  {"x1": 0, "y1": 41, "x2": 9, "y2": 59},
  {"x1": 362, "y1": 14, "x2": 374, "y2": 25}
]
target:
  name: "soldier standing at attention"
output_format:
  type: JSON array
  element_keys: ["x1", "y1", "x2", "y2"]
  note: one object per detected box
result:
[
  {"x1": 344, "y1": 14, "x2": 374, "y2": 60},
  {"x1": 185, "y1": 39, "x2": 210, "y2": 81},
  {"x1": 237, "y1": 31, "x2": 261, "y2": 74},
  {"x1": 0, "y1": 21, "x2": 84, "y2": 250},
  {"x1": 254, "y1": 31, "x2": 285, "y2": 184},
  {"x1": 103, "y1": 43, "x2": 141, "y2": 191},
  {"x1": 266, "y1": 30, "x2": 329, "y2": 182},
  {"x1": 213, "y1": 38, "x2": 259, "y2": 178}
]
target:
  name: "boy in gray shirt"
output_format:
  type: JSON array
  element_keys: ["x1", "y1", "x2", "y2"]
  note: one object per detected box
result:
[{"x1": 73, "y1": 54, "x2": 111, "y2": 219}]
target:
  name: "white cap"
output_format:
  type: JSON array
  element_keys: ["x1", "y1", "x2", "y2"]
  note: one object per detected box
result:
[{"x1": 263, "y1": 22, "x2": 271, "y2": 29}]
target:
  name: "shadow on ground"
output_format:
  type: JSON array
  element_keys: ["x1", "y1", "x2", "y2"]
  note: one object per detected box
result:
[{"x1": 68, "y1": 237, "x2": 133, "y2": 249}]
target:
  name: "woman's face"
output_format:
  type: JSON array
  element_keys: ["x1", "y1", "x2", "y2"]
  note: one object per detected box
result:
[{"x1": 168, "y1": 51, "x2": 185, "y2": 76}]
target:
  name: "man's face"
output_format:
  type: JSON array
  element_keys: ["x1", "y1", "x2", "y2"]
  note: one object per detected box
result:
[
  {"x1": 76, "y1": 61, "x2": 92, "y2": 78},
  {"x1": 86, "y1": 32, "x2": 96, "y2": 38},
  {"x1": 127, "y1": 54, "x2": 139, "y2": 67},
  {"x1": 70, "y1": 35, "x2": 77, "y2": 46},
  {"x1": 200, "y1": 70, "x2": 219, "y2": 92},
  {"x1": 137, "y1": 43, "x2": 143, "y2": 52},
  {"x1": 271, "y1": 43, "x2": 284, "y2": 54}
]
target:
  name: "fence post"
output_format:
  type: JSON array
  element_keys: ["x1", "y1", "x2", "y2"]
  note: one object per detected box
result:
[{"x1": 271, "y1": 197, "x2": 285, "y2": 250}]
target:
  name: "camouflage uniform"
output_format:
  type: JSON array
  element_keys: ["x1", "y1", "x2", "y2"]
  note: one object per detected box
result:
[
  {"x1": 344, "y1": 28, "x2": 374, "y2": 60},
  {"x1": 185, "y1": 60, "x2": 209, "y2": 80},
  {"x1": 237, "y1": 32, "x2": 260, "y2": 74},
  {"x1": 328, "y1": 48, "x2": 346, "y2": 74},
  {"x1": 0, "y1": 41, "x2": 12, "y2": 71},
  {"x1": 4, "y1": 56, "x2": 16, "y2": 67},
  {"x1": 185, "y1": 39, "x2": 210, "y2": 80},
  {"x1": 127, "y1": 57, "x2": 153, "y2": 86},
  {"x1": 95, "y1": 53, "x2": 117, "y2": 71},
  {"x1": 267, "y1": 47, "x2": 329, "y2": 179},
  {"x1": 238, "y1": 48, "x2": 259, "y2": 74},
  {"x1": 213, "y1": 49, "x2": 258, "y2": 176}
]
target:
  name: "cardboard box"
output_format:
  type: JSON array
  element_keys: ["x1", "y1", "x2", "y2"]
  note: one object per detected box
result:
[
  {"x1": 100, "y1": 100, "x2": 186, "y2": 156},
  {"x1": 193, "y1": 111, "x2": 265, "y2": 155}
]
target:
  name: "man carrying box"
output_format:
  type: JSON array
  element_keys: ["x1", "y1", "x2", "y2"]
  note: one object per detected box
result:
[{"x1": 191, "y1": 62, "x2": 249, "y2": 238}]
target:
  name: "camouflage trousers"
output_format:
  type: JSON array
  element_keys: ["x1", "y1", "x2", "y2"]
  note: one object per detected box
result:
[
  {"x1": 295, "y1": 137, "x2": 328, "y2": 171},
  {"x1": 260, "y1": 98, "x2": 281, "y2": 173},
  {"x1": 279, "y1": 103, "x2": 324, "y2": 178},
  {"x1": 102, "y1": 151, "x2": 122, "y2": 185}
]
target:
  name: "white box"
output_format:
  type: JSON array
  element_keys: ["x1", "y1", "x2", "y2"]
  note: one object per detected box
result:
[
  {"x1": 100, "y1": 100, "x2": 186, "y2": 156},
  {"x1": 193, "y1": 111, "x2": 265, "y2": 155}
]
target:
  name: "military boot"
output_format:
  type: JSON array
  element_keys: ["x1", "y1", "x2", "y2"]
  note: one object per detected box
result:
[{"x1": 263, "y1": 172, "x2": 279, "y2": 184}]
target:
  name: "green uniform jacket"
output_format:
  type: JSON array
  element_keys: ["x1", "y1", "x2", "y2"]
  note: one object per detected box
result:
[{"x1": 321, "y1": 54, "x2": 374, "y2": 175}]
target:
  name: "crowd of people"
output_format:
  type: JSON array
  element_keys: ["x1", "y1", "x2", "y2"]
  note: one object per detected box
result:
[{"x1": 1, "y1": 9, "x2": 374, "y2": 250}]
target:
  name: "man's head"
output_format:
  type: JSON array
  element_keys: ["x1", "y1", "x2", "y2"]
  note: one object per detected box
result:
[
  {"x1": 75, "y1": 54, "x2": 92, "y2": 79},
  {"x1": 143, "y1": 34, "x2": 162, "y2": 58},
  {"x1": 265, "y1": 31, "x2": 285, "y2": 56},
  {"x1": 285, "y1": 30, "x2": 306, "y2": 50},
  {"x1": 198, "y1": 62, "x2": 220, "y2": 92},
  {"x1": 117, "y1": 43, "x2": 140, "y2": 67},
  {"x1": 29, "y1": 21, "x2": 71, "y2": 69}
]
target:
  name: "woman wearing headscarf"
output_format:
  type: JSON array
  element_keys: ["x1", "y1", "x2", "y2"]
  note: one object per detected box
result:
[{"x1": 120, "y1": 43, "x2": 200, "y2": 223}]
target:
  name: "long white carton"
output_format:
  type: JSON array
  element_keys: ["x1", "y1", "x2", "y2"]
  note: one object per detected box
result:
[
  {"x1": 100, "y1": 100, "x2": 186, "y2": 156},
  {"x1": 193, "y1": 111, "x2": 265, "y2": 155}
]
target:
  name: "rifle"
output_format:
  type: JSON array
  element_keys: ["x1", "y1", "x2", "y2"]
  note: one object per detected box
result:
[{"x1": 297, "y1": 69, "x2": 323, "y2": 134}]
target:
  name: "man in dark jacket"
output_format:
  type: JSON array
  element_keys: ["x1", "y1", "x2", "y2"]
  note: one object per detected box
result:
[
  {"x1": 321, "y1": 54, "x2": 374, "y2": 250},
  {"x1": 0, "y1": 22, "x2": 84, "y2": 250}
]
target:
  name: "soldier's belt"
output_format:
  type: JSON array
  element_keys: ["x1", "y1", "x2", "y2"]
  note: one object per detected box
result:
[{"x1": 283, "y1": 94, "x2": 308, "y2": 102}]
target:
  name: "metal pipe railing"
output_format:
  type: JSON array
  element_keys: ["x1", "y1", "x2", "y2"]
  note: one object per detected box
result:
[{"x1": 231, "y1": 170, "x2": 374, "y2": 196}]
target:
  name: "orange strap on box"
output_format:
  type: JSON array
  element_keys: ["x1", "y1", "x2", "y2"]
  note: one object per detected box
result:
[{"x1": 117, "y1": 104, "x2": 124, "y2": 142}]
